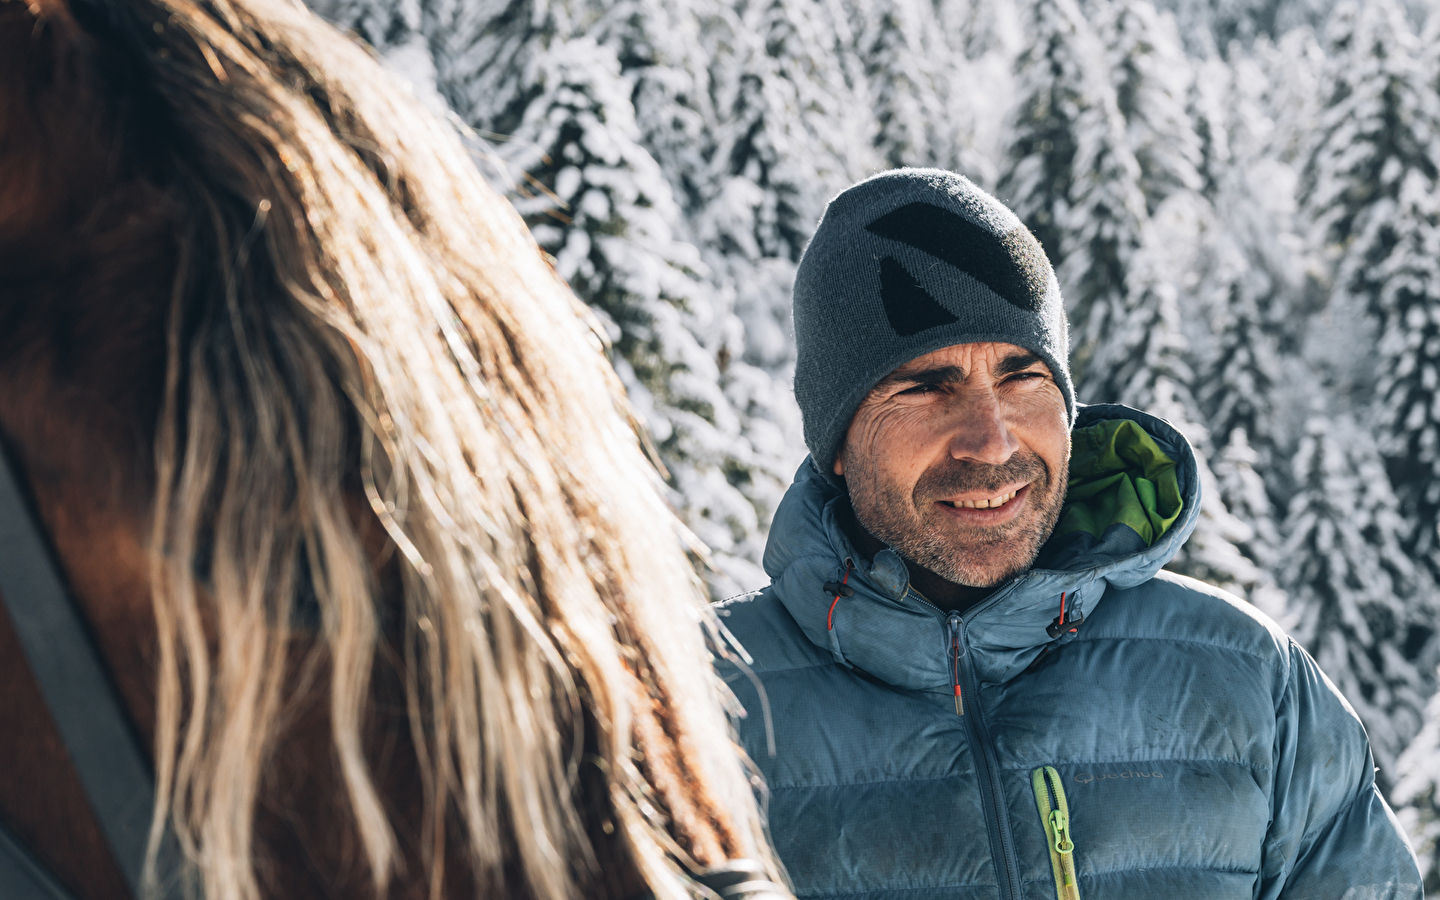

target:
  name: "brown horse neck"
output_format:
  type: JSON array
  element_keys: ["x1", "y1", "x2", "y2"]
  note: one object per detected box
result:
[
  {"x1": 0, "y1": 5, "x2": 709, "y2": 898},
  {"x1": 0, "y1": 7, "x2": 180, "y2": 895},
  {"x1": 0, "y1": 155, "x2": 170, "y2": 899},
  {"x1": 0, "y1": 302, "x2": 165, "y2": 900}
]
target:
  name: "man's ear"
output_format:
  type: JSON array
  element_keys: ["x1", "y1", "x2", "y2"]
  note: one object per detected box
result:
[{"x1": 832, "y1": 450, "x2": 845, "y2": 477}]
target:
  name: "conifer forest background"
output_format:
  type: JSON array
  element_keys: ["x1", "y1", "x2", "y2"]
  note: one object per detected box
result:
[{"x1": 309, "y1": 0, "x2": 1440, "y2": 882}]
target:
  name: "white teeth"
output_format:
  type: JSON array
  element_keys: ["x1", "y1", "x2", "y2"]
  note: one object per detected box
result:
[{"x1": 953, "y1": 489, "x2": 1018, "y2": 509}]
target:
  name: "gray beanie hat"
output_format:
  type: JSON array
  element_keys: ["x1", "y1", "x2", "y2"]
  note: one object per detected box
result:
[{"x1": 793, "y1": 168, "x2": 1075, "y2": 474}]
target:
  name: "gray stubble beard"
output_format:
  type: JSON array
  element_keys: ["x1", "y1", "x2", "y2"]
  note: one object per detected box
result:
[{"x1": 846, "y1": 450, "x2": 1070, "y2": 589}]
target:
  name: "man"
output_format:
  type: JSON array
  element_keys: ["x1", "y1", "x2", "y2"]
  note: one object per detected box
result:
[{"x1": 716, "y1": 168, "x2": 1421, "y2": 899}]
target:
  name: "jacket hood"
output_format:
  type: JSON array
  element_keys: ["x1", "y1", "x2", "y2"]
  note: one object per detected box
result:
[{"x1": 761, "y1": 404, "x2": 1201, "y2": 691}]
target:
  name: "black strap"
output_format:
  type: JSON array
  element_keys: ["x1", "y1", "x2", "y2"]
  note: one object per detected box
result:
[
  {"x1": 693, "y1": 860, "x2": 792, "y2": 900},
  {"x1": 0, "y1": 818, "x2": 78, "y2": 900},
  {"x1": 0, "y1": 443, "x2": 165, "y2": 899}
]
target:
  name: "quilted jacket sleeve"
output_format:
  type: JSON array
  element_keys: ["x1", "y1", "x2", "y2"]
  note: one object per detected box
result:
[{"x1": 1260, "y1": 639, "x2": 1422, "y2": 899}]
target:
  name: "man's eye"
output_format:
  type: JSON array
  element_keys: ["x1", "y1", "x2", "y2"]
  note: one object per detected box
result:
[{"x1": 898, "y1": 384, "x2": 936, "y2": 396}]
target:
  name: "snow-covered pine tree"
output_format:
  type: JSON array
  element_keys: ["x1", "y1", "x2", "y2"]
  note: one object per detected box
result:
[
  {"x1": 1303, "y1": 0, "x2": 1433, "y2": 212},
  {"x1": 421, "y1": 0, "x2": 718, "y2": 206},
  {"x1": 1301, "y1": 0, "x2": 1439, "y2": 301},
  {"x1": 838, "y1": 0, "x2": 996, "y2": 180},
  {"x1": 1346, "y1": 12, "x2": 1440, "y2": 876},
  {"x1": 513, "y1": 39, "x2": 768, "y2": 588},
  {"x1": 584, "y1": 0, "x2": 716, "y2": 205},
  {"x1": 579, "y1": 0, "x2": 817, "y2": 593},
  {"x1": 383, "y1": 0, "x2": 791, "y2": 594},
  {"x1": 1093, "y1": 0, "x2": 1203, "y2": 214},
  {"x1": 409, "y1": 0, "x2": 530, "y2": 133},
  {"x1": 1302, "y1": 0, "x2": 1440, "y2": 581},
  {"x1": 1367, "y1": 173, "x2": 1440, "y2": 569},
  {"x1": 1187, "y1": 55, "x2": 1308, "y2": 572},
  {"x1": 1246, "y1": 25, "x2": 1326, "y2": 168},
  {"x1": 1149, "y1": 0, "x2": 1340, "y2": 57},
  {"x1": 1281, "y1": 416, "x2": 1433, "y2": 782},
  {"x1": 1395, "y1": 686, "x2": 1440, "y2": 893},
  {"x1": 682, "y1": 0, "x2": 869, "y2": 383},
  {"x1": 1394, "y1": 16, "x2": 1440, "y2": 884},
  {"x1": 678, "y1": 0, "x2": 878, "y2": 545},
  {"x1": 1000, "y1": 0, "x2": 1148, "y2": 392},
  {"x1": 844, "y1": 0, "x2": 947, "y2": 169},
  {"x1": 1144, "y1": 0, "x2": 1247, "y2": 56},
  {"x1": 306, "y1": 0, "x2": 411, "y2": 55},
  {"x1": 695, "y1": 0, "x2": 872, "y2": 279},
  {"x1": 1194, "y1": 263, "x2": 1290, "y2": 570},
  {"x1": 1077, "y1": 208, "x2": 1190, "y2": 414},
  {"x1": 934, "y1": 0, "x2": 1024, "y2": 187}
]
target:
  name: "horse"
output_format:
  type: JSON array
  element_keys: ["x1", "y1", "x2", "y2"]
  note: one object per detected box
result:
[{"x1": 0, "y1": 0, "x2": 786, "y2": 896}]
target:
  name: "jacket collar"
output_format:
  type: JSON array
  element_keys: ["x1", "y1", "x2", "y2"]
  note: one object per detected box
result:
[{"x1": 763, "y1": 404, "x2": 1201, "y2": 691}]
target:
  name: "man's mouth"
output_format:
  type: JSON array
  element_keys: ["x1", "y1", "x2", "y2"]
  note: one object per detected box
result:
[{"x1": 938, "y1": 487, "x2": 1022, "y2": 510}]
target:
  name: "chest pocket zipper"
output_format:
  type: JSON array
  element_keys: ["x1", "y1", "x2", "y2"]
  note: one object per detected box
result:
[{"x1": 1032, "y1": 766, "x2": 1080, "y2": 900}]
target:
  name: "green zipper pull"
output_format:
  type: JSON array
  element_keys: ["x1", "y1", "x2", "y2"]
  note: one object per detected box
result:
[
  {"x1": 1032, "y1": 766, "x2": 1081, "y2": 900},
  {"x1": 1049, "y1": 808, "x2": 1074, "y2": 857}
]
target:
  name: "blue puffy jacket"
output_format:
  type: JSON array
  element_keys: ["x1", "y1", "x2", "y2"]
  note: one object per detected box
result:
[{"x1": 716, "y1": 405, "x2": 1421, "y2": 900}]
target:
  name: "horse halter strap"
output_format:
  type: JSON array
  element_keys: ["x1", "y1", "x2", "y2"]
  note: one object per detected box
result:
[
  {"x1": 0, "y1": 442, "x2": 176, "y2": 900},
  {"x1": 693, "y1": 860, "x2": 793, "y2": 899}
]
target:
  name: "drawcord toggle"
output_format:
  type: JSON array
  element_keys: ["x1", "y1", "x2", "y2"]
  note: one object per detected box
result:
[
  {"x1": 825, "y1": 558, "x2": 854, "y2": 631},
  {"x1": 1045, "y1": 591, "x2": 1084, "y2": 639}
]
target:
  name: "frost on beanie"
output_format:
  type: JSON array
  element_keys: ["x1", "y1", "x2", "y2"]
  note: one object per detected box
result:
[{"x1": 792, "y1": 168, "x2": 1075, "y2": 475}]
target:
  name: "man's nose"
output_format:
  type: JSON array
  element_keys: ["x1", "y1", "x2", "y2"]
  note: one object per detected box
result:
[{"x1": 947, "y1": 390, "x2": 1019, "y2": 465}]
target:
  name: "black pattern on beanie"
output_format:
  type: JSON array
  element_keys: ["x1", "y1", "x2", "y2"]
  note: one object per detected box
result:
[{"x1": 865, "y1": 201, "x2": 1051, "y2": 313}]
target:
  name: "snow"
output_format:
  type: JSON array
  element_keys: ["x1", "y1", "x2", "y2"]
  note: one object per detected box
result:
[{"x1": 1282, "y1": 417, "x2": 1435, "y2": 783}]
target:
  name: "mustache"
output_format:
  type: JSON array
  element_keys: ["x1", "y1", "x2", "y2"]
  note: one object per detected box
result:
[{"x1": 913, "y1": 452, "x2": 1049, "y2": 500}]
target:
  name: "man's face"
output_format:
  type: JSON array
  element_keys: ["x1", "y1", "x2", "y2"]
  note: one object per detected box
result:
[{"x1": 834, "y1": 342, "x2": 1071, "y2": 589}]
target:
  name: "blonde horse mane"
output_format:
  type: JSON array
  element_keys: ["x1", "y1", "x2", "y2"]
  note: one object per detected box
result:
[{"x1": 2, "y1": 0, "x2": 778, "y2": 896}]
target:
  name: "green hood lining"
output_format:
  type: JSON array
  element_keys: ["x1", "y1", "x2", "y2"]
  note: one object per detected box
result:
[{"x1": 1055, "y1": 419, "x2": 1183, "y2": 548}]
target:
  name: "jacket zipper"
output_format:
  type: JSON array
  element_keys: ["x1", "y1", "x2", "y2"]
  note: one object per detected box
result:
[
  {"x1": 942, "y1": 610, "x2": 1022, "y2": 900},
  {"x1": 1031, "y1": 766, "x2": 1081, "y2": 900},
  {"x1": 947, "y1": 612, "x2": 965, "y2": 715}
]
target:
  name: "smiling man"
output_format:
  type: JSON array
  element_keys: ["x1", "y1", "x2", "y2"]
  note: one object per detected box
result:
[
  {"x1": 715, "y1": 169, "x2": 1420, "y2": 900},
  {"x1": 835, "y1": 343, "x2": 1069, "y2": 612}
]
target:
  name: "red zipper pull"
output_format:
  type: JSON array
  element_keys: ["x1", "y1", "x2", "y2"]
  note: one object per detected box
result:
[{"x1": 948, "y1": 612, "x2": 964, "y2": 715}]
